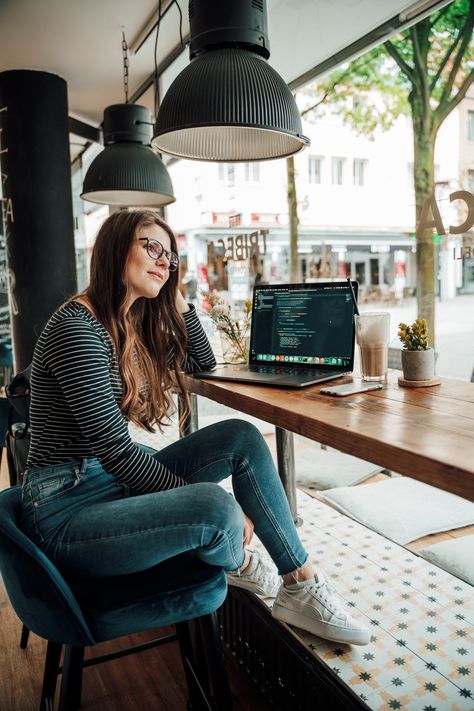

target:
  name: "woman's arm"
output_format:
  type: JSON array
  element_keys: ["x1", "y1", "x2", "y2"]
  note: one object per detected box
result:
[{"x1": 44, "y1": 315, "x2": 187, "y2": 494}]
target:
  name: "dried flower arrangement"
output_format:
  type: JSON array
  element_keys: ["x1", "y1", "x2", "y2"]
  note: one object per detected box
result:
[{"x1": 201, "y1": 291, "x2": 252, "y2": 362}]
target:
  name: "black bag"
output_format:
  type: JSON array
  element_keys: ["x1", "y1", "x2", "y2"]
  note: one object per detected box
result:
[
  {"x1": 5, "y1": 364, "x2": 31, "y2": 426},
  {"x1": 5, "y1": 365, "x2": 31, "y2": 486}
]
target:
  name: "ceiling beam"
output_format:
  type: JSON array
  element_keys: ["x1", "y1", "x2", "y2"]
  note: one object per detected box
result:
[
  {"x1": 68, "y1": 117, "x2": 102, "y2": 144},
  {"x1": 128, "y1": 34, "x2": 190, "y2": 106}
]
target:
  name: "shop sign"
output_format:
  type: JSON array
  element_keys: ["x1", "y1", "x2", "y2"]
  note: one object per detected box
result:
[
  {"x1": 251, "y1": 213, "x2": 281, "y2": 224},
  {"x1": 210, "y1": 229, "x2": 268, "y2": 262},
  {"x1": 417, "y1": 190, "x2": 474, "y2": 237},
  {"x1": 211, "y1": 211, "x2": 243, "y2": 226}
]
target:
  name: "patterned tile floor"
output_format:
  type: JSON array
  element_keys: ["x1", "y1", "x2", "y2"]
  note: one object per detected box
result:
[
  {"x1": 130, "y1": 419, "x2": 473, "y2": 710},
  {"x1": 238, "y1": 490, "x2": 474, "y2": 711}
]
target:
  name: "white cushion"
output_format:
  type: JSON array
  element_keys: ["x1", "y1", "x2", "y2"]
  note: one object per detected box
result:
[
  {"x1": 419, "y1": 536, "x2": 474, "y2": 586},
  {"x1": 320, "y1": 477, "x2": 474, "y2": 544},
  {"x1": 295, "y1": 447, "x2": 381, "y2": 489}
]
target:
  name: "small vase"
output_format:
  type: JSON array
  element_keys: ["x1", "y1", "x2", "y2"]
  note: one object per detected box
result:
[
  {"x1": 401, "y1": 347, "x2": 435, "y2": 381},
  {"x1": 221, "y1": 335, "x2": 249, "y2": 364}
]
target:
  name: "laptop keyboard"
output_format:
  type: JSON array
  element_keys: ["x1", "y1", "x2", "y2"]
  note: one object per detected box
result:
[{"x1": 248, "y1": 365, "x2": 343, "y2": 378}]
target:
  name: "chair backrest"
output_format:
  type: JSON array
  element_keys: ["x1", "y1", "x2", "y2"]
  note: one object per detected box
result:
[{"x1": 0, "y1": 487, "x2": 95, "y2": 646}]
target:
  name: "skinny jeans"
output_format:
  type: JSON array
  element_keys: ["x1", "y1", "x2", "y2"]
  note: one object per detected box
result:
[{"x1": 21, "y1": 419, "x2": 308, "y2": 579}]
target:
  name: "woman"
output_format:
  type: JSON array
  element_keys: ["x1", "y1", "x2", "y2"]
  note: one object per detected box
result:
[{"x1": 21, "y1": 209, "x2": 369, "y2": 646}]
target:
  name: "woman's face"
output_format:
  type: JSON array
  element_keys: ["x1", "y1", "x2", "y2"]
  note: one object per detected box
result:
[{"x1": 124, "y1": 222, "x2": 174, "y2": 304}]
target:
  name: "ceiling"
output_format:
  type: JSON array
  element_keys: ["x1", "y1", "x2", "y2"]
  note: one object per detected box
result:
[{"x1": 0, "y1": 0, "x2": 449, "y2": 131}]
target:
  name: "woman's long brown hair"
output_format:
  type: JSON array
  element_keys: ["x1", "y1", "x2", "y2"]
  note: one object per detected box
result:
[{"x1": 81, "y1": 209, "x2": 189, "y2": 432}]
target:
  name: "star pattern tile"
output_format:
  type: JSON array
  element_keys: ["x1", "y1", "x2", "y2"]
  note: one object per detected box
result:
[{"x1": 219, "y1": 485, "x2": 473, "y2": 710}]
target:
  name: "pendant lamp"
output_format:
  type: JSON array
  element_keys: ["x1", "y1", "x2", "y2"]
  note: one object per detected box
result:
[
  {"x1": 81, "y1": 103, "x2": 175, "y2": 206},
  {"x1": 152, "y1": 0, "x2": 309, "y2": 162}
]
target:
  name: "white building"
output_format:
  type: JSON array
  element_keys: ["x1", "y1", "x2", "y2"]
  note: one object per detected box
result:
[{"x1": 165, "y1": 91, "x2": 473, "y2": 303}]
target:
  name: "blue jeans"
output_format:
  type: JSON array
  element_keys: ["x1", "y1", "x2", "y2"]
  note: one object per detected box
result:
[{"x1": 21, "y1": 419, "x2": 308, "y2": 579}]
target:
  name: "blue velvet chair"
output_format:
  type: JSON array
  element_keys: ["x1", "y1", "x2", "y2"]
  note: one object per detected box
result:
[
  {"x1": 0, "y1": 340, "x2": 13, "y2": 389},
  {"x1": 0, "y1": 486, "x2": 233, "y2": 711}
]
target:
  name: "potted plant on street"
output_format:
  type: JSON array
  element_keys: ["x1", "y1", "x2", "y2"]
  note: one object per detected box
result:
[{"x1": 398, "y1": 319, "x2": 435, "y2": 382}]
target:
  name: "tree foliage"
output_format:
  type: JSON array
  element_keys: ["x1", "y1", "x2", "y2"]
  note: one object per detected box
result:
[
  {"x1": 297, "y1": 0, "x2": 474, "y2": 346},
  {"x1": 300, "y1": 0, "x2": 473, "y2": 138}
]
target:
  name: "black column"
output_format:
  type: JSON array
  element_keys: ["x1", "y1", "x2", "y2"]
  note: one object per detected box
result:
[{"x1": 0, "y1": 70, "x2": 77, "y2": 371}]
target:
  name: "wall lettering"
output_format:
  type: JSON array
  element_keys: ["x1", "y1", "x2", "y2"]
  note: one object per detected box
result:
[
  {"x1": 0, "y1": 103, "x2": 17, "y2": 319},
  {"x1": 453, "y1": 246, "x2": 474, "y2": 260},
  {"x1": 210, "y1": 229, "x2": 268, "y2": 263},
  {"x1": 417, "y1": 190, "x2": 474, "y2": 237},
  {"x1": 1, "y1": 197, "x2": 14, "y2": 224}
]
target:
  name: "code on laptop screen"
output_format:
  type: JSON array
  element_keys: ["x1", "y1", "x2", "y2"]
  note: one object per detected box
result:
[{"x1": 249, "y1": 283, "x2": 357, "y2": 368}]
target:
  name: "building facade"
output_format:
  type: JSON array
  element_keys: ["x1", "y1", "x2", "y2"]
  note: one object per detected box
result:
[{"x1": 69, "y1": 93, "x2": 474, "y2": 305}]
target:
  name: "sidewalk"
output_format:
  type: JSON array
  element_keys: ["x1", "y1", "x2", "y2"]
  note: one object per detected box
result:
[{"x1": 360, "y1": 293, "x2": 474, "y2": 381}]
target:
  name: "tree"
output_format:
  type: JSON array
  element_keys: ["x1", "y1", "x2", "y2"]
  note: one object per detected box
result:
[
  {"x1": 299, "y1": 0, "x2": 474, "y2": 347},
  {"x1": 287, "y1": 156, "x2": 300, "y2": 282}
]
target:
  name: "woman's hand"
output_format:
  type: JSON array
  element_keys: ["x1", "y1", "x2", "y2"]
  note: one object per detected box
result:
[
  {"x1": 175, "y1": 289, "x2": 190, "y2": 314},
  {"x1": 243, "y1": 513, "x2": 255, "y2": 547}
]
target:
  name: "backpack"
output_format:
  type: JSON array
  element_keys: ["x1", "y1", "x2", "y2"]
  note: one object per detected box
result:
[{"x1": 5, "y1": 365, "x2": 31, "y2": 486}]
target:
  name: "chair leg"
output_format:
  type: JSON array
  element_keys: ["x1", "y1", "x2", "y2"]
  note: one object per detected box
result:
[
  {"x1": 40, "y1": 641, "x2": 62, "y2": 711},
  {"x1": 58, "y1": 646, "x2": 84, "y2": 711},
  {"x1": 177, "y1": 621, "x2": 208, "y2": 711},
  {"x1": 199, "y1": 612, "x2": 233, "y2": 710},
  {"x1": 20, "y1": 624, "x2": 30, "y2": 649}
]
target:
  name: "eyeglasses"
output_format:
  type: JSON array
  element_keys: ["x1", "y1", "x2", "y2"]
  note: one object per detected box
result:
[{"x1": 138, "y1": 237, "x2": 179, "y2": 272}]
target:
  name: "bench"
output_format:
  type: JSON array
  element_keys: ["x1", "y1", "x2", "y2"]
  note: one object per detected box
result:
[{"x1": 222, "y1": 487, "x2": 473, "y2": 710}]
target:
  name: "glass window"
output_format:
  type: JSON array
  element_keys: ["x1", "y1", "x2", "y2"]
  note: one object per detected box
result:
[
  {"x1": 370, "y1": 257, "x2": 379, "y2": 284},
  {"x1": 244, "y1": 163, "x2": 260, "y2": 182},
  {"x1": 308, "y1": 156, "x2": 323, "y2": 184},
  {"x1": 353, "y1": 158, "x2": 366, "y2": 186},
  {"x1": 355, "y1": 261, "x2": 366, "y2": 284},
  {"x1": 468, "y1": 111, "x2": 474, "y2": 142},
  {"x1": 331, "y1": 157, "x2": 345, "y2": 185},
  {"x1": 218, "y1": 163, "x2": 235, "y2": 183},
  {"x1": 468, "y1": 170, "x2": 474, "y2": 193}
]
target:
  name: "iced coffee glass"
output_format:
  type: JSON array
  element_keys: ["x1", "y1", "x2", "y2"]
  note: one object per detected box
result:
[{"x1": 355, "y1": 312, "x2": 390, "y2": 382}]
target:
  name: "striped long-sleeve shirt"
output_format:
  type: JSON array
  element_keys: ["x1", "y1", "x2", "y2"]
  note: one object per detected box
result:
[{"x1": 26, "y1": 301, "x2": 216, "y2": 493}]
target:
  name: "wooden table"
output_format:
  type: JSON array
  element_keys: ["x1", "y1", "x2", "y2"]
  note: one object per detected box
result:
[{"x1": 183, "y1": 370, "x2": 474, "y2": 504}]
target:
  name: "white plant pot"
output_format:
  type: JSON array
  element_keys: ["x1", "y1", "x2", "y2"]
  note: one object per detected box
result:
[{"x1": 401, "y1": 347, "x2": 435, "y2": 381}]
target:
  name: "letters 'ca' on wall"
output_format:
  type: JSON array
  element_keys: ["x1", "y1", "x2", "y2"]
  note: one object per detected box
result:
[{"x1": 417, "y1": 190, "x2": 474, "y2": 237}]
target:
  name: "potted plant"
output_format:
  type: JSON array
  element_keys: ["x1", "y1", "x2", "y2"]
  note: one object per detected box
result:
[{"x1": 398, "y1": 319, "x2": 435, "y2": 381}]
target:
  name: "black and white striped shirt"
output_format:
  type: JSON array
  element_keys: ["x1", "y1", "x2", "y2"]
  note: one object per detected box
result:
[{"x1": 27, "y1": 301, "x2": 216, "y2": 493}]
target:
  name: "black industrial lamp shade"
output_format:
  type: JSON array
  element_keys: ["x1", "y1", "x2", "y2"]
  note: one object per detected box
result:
[
  {"x1": 81, "y1": 104, "x2": 175, "y2": 207},
  {"x1": 152, "y1": 0, "x2": 309, "y2": 162}
]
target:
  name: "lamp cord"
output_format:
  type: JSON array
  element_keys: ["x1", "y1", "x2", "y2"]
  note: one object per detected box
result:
[
  {"x1": 174, "y1": 0, "x2": 184, "y2": 48},
  {"x1": 122, "y1": 30, "x2": 129, "y2": 103},
  {"x1": 154, "y1": 0, "x2": 163, "y2": 119}
]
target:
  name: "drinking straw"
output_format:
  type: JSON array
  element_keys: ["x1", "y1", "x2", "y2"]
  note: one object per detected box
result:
[{"x1": 346, "y1": 277, "x2": 360, "y2": 316}]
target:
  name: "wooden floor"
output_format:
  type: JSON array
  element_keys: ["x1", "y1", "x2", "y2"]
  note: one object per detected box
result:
[
  {"x1": 0, "y1": 600, "x2": 271, "y2": 711},
  {"x1": 0, "y1": 452, "x2": 270, "y2": 711}
]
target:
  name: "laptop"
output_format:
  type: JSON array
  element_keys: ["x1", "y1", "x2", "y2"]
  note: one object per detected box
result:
[{"x1": 194, "y1": 280, "x2": 358, "y2": 388}]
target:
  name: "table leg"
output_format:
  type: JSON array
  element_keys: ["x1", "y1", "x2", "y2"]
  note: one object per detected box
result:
[
  {"x1": 178, "y1": 393, "x2": 199, "y2": 437},
  {"x1": 275, "y1": 427, "x2": 302, "y2": 527}
]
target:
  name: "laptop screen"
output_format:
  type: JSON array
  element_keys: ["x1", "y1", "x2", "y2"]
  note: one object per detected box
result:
[{"x1": 248, "y1": 281, "x2": 358, "y2": 370}]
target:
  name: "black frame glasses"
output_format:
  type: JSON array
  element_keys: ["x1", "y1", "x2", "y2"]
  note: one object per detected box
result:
[{"x1": 138, "y1": 237, "x2": 179, "y2": 271}]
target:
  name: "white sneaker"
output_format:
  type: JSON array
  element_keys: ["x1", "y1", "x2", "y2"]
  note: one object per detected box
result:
[
  {"x1": 271, "y1": 571, "x2": 370, "y2": 646},
  {"x1": 227, "y1": 550, "x2": 280, "y2": 597}
]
